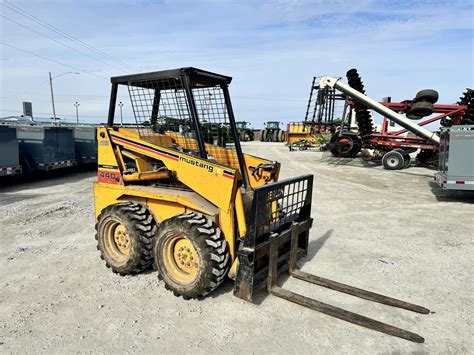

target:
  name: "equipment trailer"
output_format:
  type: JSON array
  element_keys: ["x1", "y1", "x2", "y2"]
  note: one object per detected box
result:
[
  {"x1": 322, "y1": 70, "x2": 471, "y2": 170},
  {"x1": 435, "y1": 125, "x2": 474, "y2": 191},
  {"x1": 0, "y1": 126, "x2": 22, "y2": 177},
  {"x1": 94, "y1": 67, "x2": 429, "y2": 342}
]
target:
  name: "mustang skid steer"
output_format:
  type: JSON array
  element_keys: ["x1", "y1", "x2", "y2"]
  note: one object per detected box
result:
[{"x1": 94, "y1": 67, "x2": 429, "y2": 343}]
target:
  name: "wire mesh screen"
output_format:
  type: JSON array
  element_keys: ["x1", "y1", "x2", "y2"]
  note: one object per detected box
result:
[
  {"x1": 252, "y1": 175, "x2": 313, "y2": 237},
  {"x1": 126, "y1": 77, "x2": 236, "y2": 162}
]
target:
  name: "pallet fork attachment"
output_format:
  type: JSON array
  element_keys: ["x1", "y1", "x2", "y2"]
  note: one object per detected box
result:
[
  {"x1": 234, "y1": 175, "x2": 429, "y2": 343},
  {"x1": 267, "y1": 222, "x2": 429, "y2": 343}
]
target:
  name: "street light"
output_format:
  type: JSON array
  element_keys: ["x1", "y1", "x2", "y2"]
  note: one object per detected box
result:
[
  {"x1": 74, "y1": 101, "x2": 80, "y2": 123},
  {"x1": 48, "y1": 71, "x2": 80, "y2": 120},
  {"x1": 118, "y1": 101, "x2": 124, "y2": 126}
]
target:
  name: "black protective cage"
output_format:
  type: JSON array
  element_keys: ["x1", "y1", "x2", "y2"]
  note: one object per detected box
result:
[{"x1": 107, "y1": 67, "x2": 249, "y2": 186}]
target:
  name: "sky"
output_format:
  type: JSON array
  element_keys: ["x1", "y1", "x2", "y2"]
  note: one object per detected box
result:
[{"x1": 0, "y1": 0, "x2": 473, "y2": 127}]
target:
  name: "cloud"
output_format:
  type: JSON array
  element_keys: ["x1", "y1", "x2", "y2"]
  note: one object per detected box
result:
[{"x1": 1, "y1": 0, "x2": 472, "y2": 126}]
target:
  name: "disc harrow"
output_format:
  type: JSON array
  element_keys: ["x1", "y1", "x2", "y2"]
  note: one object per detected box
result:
[
  {"x1": 346, "y1": 69, "x2": 374, "y2": 136},
  {"x1": 458, "y1": 89, "x2": 474, "y2": 125}
]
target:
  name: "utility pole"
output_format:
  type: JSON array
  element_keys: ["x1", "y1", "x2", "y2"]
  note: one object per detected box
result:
[
  {"x1": 118, "y1": 101, "x2": 124, "y2": 126},
  {"x1": 48, "y1": 71, "x2": 79, "y2": 121},
  {"x1": 74, "y1": 101, "x2": 80, "y2": 123},
  {"x1": 49, "y1": 72, "x2": 57, "y2": 120}
]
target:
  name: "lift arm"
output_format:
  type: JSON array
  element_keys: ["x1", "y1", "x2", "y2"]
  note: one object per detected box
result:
[{"x1": 319, "y1": 76, "x2": 440, "y2": 145}]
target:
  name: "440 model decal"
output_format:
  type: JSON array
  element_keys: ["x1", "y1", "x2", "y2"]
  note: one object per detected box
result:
[{"x1": 98, "y1": 169, "x2": 123, "y2": 185}]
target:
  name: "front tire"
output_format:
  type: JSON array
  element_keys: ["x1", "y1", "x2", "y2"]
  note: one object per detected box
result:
[
  {"x1": 153, "y1": 212, "x2": 230, "y2": 299},
  {"x1": 96, "y1": 202, "x2": 157, "y2": 275}
]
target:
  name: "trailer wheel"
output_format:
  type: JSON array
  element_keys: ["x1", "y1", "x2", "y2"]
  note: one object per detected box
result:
[
  {"x1": 415, "y1": 89, "x2": 439, "y2": 104},
  {"x1": 411, "y1": 101, "x2": 433, "y2": 117},
  {"x1": 382, "y1": 150, "x2": 405, "y2": 170},
  {"x1": 153, "y1": 212, "x2": 229, "y2": 299},
  {"x1": 394, "y1": 148, "x2": 411, "y2": 169},
  {"x1": 406, "y1": 112, "x2": 423, "y2": 120},
  {"x1": 403, "y1": 155, "x2": 411, "y2": 169},
  {"x1": 96, "y1": 202, "x2": 157, "y2": 275}
]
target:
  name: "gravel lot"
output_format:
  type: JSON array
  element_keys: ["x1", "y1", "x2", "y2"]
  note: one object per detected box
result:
[{"x1": 1, "y1": 142, "x2": 473, "y2": 353}]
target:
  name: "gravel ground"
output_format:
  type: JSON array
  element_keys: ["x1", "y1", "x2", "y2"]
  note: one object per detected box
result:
[{"x1": 0, "y1": 142, "x2": 473, "y2": 353}]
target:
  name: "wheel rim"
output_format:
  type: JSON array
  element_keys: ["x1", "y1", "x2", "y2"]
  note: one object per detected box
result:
[
  {"x1": 103, "y1": 220, "x2": 130, "y2": 263},
  {"x1": 163, "y1": 234, "x2": 200, "y2": 284},
  {"x1": 387, "y1": 156, "x2": 401, "y2": 168},
  {"x1": 337, "y1": 137, "x2": 353, "y2": 153}
]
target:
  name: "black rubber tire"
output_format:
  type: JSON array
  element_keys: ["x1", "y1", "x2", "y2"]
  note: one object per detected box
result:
[
  {"x1": 241, "y1": 130, "x2": 251, "y2": 142},
  {"x1": 382, "y1": 150, "x2": 405, "y2": 170},
  {"x1": 272, "y1": 129, "x2": 279, "y2": 142},
  {"x1": 153, "y1": 212, "x2": 230, "y2": 299},
  {"x1": 248, "y1": 131, "x2": 254, "y2": 141},
  {"x1": 415, "y1": 89, "x2": 439, "y2": 104},
  {"x1": 406, "y1": 111, "x2": 423, "y2": 120},
  {"x1": 411, "y1": 101, "x2": 433, "y2": 117},
  {"x1": 403, "y1": 155, "x2": 411, "y2": 169},
  {"x1": 260, "y1": 130, "x2": 266, "y2": 142},
  {"x1": 279, "y1": 130, "x2": 285, "y2": 142},
  {"x1": 329, "y1": 134, "x2": 361, "y2": 158},
  {"x1": 96, "y1": 202, "x2": 157, "y2": 275}
]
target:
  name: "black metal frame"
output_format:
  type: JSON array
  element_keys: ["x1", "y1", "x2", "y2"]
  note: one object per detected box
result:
[
  {"x1": 304, "y1": 77, "x2": 347, "y2": 127},
  {"x1": 106, "y1": 67, "x2": 249, "y2": 186},
  {"x1": 234, "y1": 174, "x2": 314, "y2": 301}
]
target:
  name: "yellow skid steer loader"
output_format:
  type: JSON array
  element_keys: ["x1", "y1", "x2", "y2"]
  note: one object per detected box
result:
[{"x1": 94, "y1": 67, "x2": 429, "y2": 342}]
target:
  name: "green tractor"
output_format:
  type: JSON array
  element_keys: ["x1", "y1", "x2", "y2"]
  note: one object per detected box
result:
[
  {"x1": 201, "y1": 122, "x2": 232, "y2": 146},
  {"x1": 236, "y1": 121, "x2": 254, "y2": 141},
  {"x1": 260, "y1": 121, "x2": 286, "y2": 142}
]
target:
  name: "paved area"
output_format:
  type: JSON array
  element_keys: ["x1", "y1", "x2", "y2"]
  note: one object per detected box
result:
[{"x1": 0, "y1": 142, "x2": 473, "y2": 353}]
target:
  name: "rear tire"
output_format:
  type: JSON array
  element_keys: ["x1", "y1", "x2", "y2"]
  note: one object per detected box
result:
[
  {"x1": 96, "y1": 202, "x2": 157, "y2": 275},
  {"x1": 272, "y1": 130, "x2": 279, "y2": 142},
  {"x1": 260, "y1": 130, "x2": 266, "y2": 142},
  {"x1": 153, "y1": 212, "x2": 230, "y2": 299},
  {"x1": 382, "y1": 150, "x2": 404, "y2": 170},
  {"x1": 279, "y1": 130, "x2": 285, "y2": 142}
]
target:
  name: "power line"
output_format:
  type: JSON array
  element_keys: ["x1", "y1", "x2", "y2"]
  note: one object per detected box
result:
[
  {"x1": 0, "y1": 41, "x2": 108, "y2": 80},
  {"x1": 0, "y1": 14, "x2": 126, "y2": 73},
  {"x1": 1, "y1": 1, "x2": 133, "y2": 70}
]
